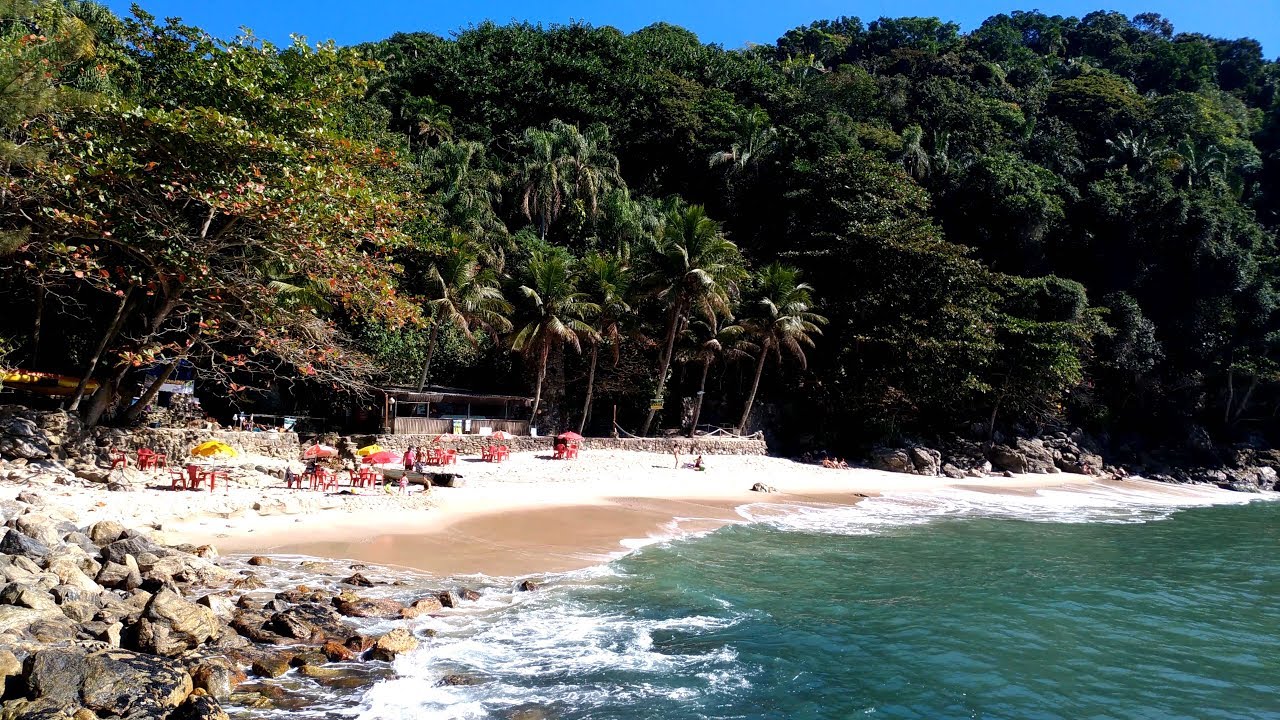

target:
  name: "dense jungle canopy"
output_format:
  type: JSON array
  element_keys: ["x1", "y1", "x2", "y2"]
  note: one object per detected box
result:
[{"x1": 2, "y1": 1, "x2": 1278, "y2": 453}]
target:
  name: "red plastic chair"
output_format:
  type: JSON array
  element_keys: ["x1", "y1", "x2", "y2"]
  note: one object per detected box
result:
[
  {"x1": 109, "y1": 449, "x2": 129, "y2": 470},
  {"x1": 152, "y1": 453, "x2": 168, "y2": 470},
  {"x1": 566, "y1": 443, "x2": 579, "y2": 460},
  {"x1": 286, "y1": 470, "x2": 305, "y2": 490},
  {"x1": 169, "y1": 467, "x2": 187, "y2": 490},
  {"x1": 186, "y1": 464, "x2": 205, "y2": 490},
  {"x1": 137, "y1": 449, "x2": 155, "y2": 471}
]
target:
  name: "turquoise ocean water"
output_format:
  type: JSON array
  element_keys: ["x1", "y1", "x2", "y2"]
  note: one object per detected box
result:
[{"x1": 246, "y1": 485, "x2": 1280, "y2": 720}]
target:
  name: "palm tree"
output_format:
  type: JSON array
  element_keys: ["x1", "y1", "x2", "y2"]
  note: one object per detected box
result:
[
  {"x1": 899, "y1": 124, "x2": 930, "y2": 181},
  {"x1": 677, "y1": 317, "x2": 745, "y2": 437},
  {"x1": 708, "y1": 106, "x2": 777, "y2": 174},
  {"x1": 415, "y1": 233, "x2": 512, "y2": 391},
  {"x1": 735, "y1": 263, "x2": 827, "y2": 434},
  {"x1": 576, "y1": 249, "x2": 631, "y2": 434},
  {"x1": 516, "y1": 120, "x2": 620, "y2": 240},
  {"x1": 421, "y1": 140, "x2": 508, "y2": 267},
  {"x1": 640, "y1": 203, "x2": 746, "y2": 435},
  {"x1": 1174, "y1": 139, "x2": 1225, "y2": 189},
  {"x1": 510, "y1": 249, "x2": 598, "y2": 424}
]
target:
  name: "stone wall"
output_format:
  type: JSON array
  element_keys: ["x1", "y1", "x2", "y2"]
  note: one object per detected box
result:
[
  {"x1": 364, "y1": 434, "x2": 769, "y2": 457},
  {"x1": 90, "y1": 428, "x2": 301, "y2": 460}
]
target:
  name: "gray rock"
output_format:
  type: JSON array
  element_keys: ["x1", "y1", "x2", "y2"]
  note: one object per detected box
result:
[
  {"x1": 870, "y1": 447, "x2": 913, "y2": 474},
  {"x1": 0, "y1": 529, "x2": 49, "y2": 559},
  {"x1": 0, "y1": 605, "x2": 69, "y2": 638},
  {"x1": 907, "y1": 447, "x2": 942, "y2": 476},
  {"x1": 95, "y1": 561, "x2": 141, "y2": 591},
  {"x1": 134, "y1": 589, "x2": 220, "y2": 656},
  {"x1": 101, "y1": 536, "x2": 164, "y2": 565},
  {"x1": 941, "y1": 463, "x2": 967, "y2": 479},
  {"x1": 988, "y1": 445, "x2": 1027, "y2": 474},
  {"x1": 77, "y1": 648, "x2": 193, "y2": 715},
  {"x1": 0, "y1": 583, "x2": 58, "y2": 611},
  {"x1": 0, "y1": 415, "x2": 51, "y2": 459}
]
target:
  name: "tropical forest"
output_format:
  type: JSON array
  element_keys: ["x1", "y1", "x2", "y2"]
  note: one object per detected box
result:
[{"x1": 3, "y1": 1, "x2": 1279, "y2": 456}]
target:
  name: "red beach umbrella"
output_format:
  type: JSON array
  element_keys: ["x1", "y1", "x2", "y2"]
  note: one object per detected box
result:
[
  {"x1": 490, "y1": 431, "x2": 509, "y2": 441},
  {"x1": 303, "y1": 444, "x2": 338, "y2": 459},
  {"x1": 434, "y1": 433, "x2": 456, "y2": 443},
  {"x1": 557, "y1": 431, "x2": 583, "y2": 441},
  {"x1": 361, "y1": 450, "x2": 398, "y2": 464}
]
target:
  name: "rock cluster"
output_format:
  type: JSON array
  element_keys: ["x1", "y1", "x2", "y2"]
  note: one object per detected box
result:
[
  {"x1": 871, "y1": 431, "x2": 1107, "y2": 479},
  {"x1": 0, "y1": 490, "x2": 506, "y2": 718}
]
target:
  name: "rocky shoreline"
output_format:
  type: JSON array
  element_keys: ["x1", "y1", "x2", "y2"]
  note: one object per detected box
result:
[
  {"x1": 1, "y1": 488, "x2": 537, "y2": 720},
  {"x1": 866, "y1": 430, "x2": 1280, "y2": 494}
]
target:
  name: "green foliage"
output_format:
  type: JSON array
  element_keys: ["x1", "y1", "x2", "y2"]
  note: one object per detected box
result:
[{"x1": 4, "y1": 4, "x2": 1280, "y2": 449}]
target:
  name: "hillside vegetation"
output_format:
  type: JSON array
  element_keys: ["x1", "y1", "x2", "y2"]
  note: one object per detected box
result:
[{"x1": 2, "y1": 3, "x2": 1278, "y2": 452}]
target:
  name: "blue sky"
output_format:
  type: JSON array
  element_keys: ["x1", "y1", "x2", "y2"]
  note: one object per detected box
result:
[{"x1": 103, "y1": 0, "x2": 1278, "y2": 57}]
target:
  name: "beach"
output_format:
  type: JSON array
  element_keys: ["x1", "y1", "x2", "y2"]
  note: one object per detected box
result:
[{"x1": 0, "y1": 448, "x2": 1142, "y2": 576}]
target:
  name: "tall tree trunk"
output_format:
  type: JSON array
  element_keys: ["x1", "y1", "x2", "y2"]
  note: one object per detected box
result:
[
  {"x1": 82, "y1": 286, "x2": 182, "y2": 426},
  {"x1": 641, "y1": 304, "x2": 682, "y2": 436},
  {"x1": 578, "y1": 343, "x2": 598, "y2": 435},
  {"x1": 415, "y1": 319, "x2": 442, "y2": 392},
  {"x1": 1224, "y1": 368, "x2": 1235, "y2": 424},
  {"x1": 68, "y1": 286, "x2": 136, "y2": 412},
  {"x1": 83, "y1": 362, "x2": 130, "y2": 428},
  {"x1": 1233, "y1": 375, "x2": 1260, "y2": 424},
  {"x1": 689, "y1": 359, "x2": 711, "y2": 438},
  {"x1": 530, "y1": 345, "x2": 549, "y2": 429},
  {"x1": 737, "y1": 343, "x2": 769, "y2": 434},
  {"x1": 31, "y1": 285, "x2": 44, "y2": 368},
  {"x1": 121, "y1": 356, "x2": 181, "y2": 425}
]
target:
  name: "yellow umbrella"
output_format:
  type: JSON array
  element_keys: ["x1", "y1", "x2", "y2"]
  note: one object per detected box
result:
[
  {"x1": 356, "y1": 444, "x2": 382, "y2": 457},
  {"x1": 191, "y1": 440, "x2": 238, "y2": 458}
]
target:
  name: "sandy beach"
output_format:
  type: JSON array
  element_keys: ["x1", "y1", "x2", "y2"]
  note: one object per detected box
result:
[{"x1": 0, "y1": 448, "x2": 1146, "y2": 577}]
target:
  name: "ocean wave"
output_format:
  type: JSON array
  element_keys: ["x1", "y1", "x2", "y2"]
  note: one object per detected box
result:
[
  {"x1": 355, "y1": 585, "x2": 748, "y2": 719},
  {"x1": 736, "y1": 479, "x2": 1270, "y2": 536}
]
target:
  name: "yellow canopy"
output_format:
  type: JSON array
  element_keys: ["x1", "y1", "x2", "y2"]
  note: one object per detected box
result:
[
  {"x1": 191, "y1": 440, "x2": 238, "y2": 458},
  {"x1": 355, "y1": 444, "x2": 382, "y2": 457}
]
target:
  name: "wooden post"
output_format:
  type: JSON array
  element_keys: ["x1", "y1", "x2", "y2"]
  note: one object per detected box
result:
[{"x1": 612, "y1": 404, "x2": 618, "y2": 438}]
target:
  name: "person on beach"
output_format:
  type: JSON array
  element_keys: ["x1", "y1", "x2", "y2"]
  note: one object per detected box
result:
[
  {"x1": 672, "y1": 445, "x2": 681, "y2": 468},
  {"x1": 398, "y1": 474, "x2": 408, "y2": 494},
  {"x1": 402, "y1": 448, "x2": 413, "y2": 471}
]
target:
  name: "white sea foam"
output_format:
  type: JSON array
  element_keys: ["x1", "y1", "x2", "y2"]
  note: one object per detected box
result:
[
  {"x1": 737, "y1": 479, "x2": 1269, "y2": 536},
  {"x1": 323, "y1": 479, "x2": 1275, "y2": 719}
]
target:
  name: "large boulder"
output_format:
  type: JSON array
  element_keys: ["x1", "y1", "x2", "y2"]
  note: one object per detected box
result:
[
  {"x1": 0, "y1": 605, "x2": 72, "y2": 639},
  {"x1": 370, "y1": 628, "x2": 418, "y2": 661},
  {"x1": 0, "y1": 529, "x2": 49, "y2": 560},
  {"x1": 101, "y1": 536, "x2": 165, "y2": 566},
  {"x1": 23, "y1": 648, "x2": 193, "y2": 716},
  {"x1": 133, "y1": 589, "x2": 220, "y2": 656},
  {"x1": 14, "y1": 514, "x2": 69, "y2": 548},
  {"x1": 0, "y1": 583, "x2": 58, "y2": 611},
  {"x1": 95, "y1": 561, "x2": 141, "y2": 592},
  {"x1": 988, "y1": 445, "x2": 1027, "y2": 474},
  {"x1": 45, "y1": 558, "x2": 101, "y2": 596},
  {"x1": 264, "y1": 604, "x2": 349, "y2": 642},
  {"x1": 189, "y1": 659, "x2": 240, "y2": 701},
  {"x1": 332, "y1": 594, "x2": 405, "y2": 619},
  {"x1": 869, "y1": 448, "x2": 913, "y2": 474},
  {"x1": 907, "y1": 447, "x2": 941, "y2": 476},
  {"x1": 1013, "y1": 438, "x2": 1057, "y2": 473},
  {"x1": 87, "y1": 521, "x2": 125, "y2": 547},
  {"x1": 0, "y1": 415, "x2": 51, "y2": 460}
]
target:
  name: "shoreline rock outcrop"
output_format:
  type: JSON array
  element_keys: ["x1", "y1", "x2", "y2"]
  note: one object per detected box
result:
[{"x1": 0, "y1": 488, "x2": 508, "y2": 719}]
